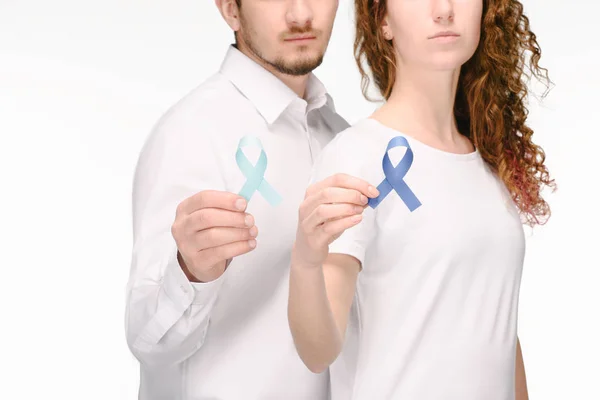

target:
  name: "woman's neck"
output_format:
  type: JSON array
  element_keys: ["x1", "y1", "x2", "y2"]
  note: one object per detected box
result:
[{"x1": 373, "y1": 66, "x2": 474, "y2": 154}]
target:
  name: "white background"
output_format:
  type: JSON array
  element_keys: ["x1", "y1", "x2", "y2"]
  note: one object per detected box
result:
[{"x1": 1, "y1": 1, "x2": 598, "y2": 399}]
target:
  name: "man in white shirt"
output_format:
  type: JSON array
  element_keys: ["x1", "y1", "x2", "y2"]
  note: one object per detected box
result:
[{"x1": 125, "y1": 1, "x2": 375, "y2": 399}]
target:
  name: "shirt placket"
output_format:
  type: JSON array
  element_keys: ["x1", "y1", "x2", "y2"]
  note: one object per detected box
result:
[{"x1": 292, "y1": 98, "x2": 314, "y2": 164}]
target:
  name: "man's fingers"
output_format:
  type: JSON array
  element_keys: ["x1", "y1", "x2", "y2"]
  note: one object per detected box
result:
[
  {"x1": 199, "y1": 239, "x2": 258, "y2": 267},
  {"x1": 185, "y1": 208, "x2": 254, "y2": 233},
  {"x1": 178, "y1": 190, "x2": 248, "y2": 215},
  {"x1": 194, "y1": 226, "x2": 259, "y2": 251},
  {"x1": 306, "y1": 173, "x2": 378, "y2": 199}
]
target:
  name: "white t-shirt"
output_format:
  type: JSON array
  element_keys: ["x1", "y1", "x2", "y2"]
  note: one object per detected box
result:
[{"x1": 310, "y1": 118, "x2": 526, "y2": 400}]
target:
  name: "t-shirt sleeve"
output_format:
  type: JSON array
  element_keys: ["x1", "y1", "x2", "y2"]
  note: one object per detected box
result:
[{"x1": 309, "y1": 133, "x2": 379, "y2": 267}]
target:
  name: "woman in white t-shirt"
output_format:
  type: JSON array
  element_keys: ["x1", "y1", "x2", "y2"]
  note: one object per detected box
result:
[{"x1": 288, "y1": 0, "x2": 555, "y2": 399}]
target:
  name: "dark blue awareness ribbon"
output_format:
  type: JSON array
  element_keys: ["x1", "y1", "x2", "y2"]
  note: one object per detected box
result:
[{"x1": 368, "y1": 136, "x2": 422, "y2": 211}]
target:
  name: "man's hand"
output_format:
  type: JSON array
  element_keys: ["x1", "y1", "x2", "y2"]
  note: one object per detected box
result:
[
  {"x1": 171, "y1": 190, "x2": 258, "y2": 282},
  {"x1": 292, "y1": 174, "x2": 379, "y2": 269}
]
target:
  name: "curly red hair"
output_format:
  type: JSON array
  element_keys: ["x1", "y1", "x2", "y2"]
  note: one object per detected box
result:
[{"x1": 354, "y1": 0, "x2": 556, "y2": 226}]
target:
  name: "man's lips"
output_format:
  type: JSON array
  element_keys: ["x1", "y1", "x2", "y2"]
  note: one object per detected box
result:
[{"x1": 284, "y1": 34, "x2": 317, "y2": 42}]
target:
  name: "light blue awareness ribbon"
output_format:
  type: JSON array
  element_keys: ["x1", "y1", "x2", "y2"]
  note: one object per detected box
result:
[
  {"x1": 368, "y1": 136, "x2": 422, "y2": 211},
  {"x1": 235, "y1": 135, "x2": 282, "y2": 206}
]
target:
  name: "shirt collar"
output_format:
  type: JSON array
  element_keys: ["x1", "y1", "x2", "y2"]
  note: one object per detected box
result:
[{"x1": 219, "y1": 45, "x2": 334, "y2": 124}]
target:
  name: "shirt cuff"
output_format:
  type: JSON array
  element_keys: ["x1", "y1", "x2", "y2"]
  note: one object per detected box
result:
[{"x1": 162, "y1": 247, "x2": 227, "y2": 308}]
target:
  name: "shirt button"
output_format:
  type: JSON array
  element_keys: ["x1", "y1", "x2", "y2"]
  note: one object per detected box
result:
[{"x1": 180, "y1": 284, "x2": 188, "y2": 293}]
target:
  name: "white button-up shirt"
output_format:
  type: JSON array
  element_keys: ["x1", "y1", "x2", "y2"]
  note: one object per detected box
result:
[{"x1": 126, "y1": 45, "x2": 349, "y2": 400}]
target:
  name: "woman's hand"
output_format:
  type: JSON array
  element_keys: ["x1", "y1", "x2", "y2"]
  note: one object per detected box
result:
[{"x1": 292, "y1": 173, "x2": 379, "y2": 268}]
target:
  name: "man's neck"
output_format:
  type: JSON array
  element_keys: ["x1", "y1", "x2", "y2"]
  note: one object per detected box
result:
[{"x1": 235, "y1": 43, "x2": 309, "y2": 98}]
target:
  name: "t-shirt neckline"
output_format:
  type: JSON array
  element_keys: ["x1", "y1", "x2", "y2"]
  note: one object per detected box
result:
[{"x1": 362, "y1": 117, "x2": 480, "y2": 162}]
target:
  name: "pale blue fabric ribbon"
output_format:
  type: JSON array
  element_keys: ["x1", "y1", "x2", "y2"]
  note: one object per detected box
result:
[{"x1": 236, "y1": 136, "x2": 282, "y2": 206}]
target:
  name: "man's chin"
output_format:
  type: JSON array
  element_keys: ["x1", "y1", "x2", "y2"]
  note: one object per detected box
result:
[{"x1": 273, "y1": 54, "x2": 324, "y2": 76}]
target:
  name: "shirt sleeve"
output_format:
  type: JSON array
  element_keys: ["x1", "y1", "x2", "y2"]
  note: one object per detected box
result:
[
  {"x1": 125, "y1": 106, "x2": 228, "y2": 368},
  {"x1": 309, "y1": 132, "x2": 379, "y2": 267}
]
